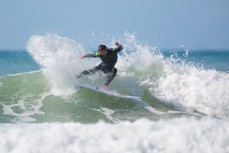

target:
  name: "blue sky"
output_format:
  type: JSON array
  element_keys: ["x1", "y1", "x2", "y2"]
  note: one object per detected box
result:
[{"x1": 0, "y1": 0, "x2": 229, "y2": 50}]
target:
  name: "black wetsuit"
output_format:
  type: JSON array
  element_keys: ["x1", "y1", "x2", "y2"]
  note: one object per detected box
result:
[{"x1": 77, "y1": 45, "x2": 123, "y2": 86}]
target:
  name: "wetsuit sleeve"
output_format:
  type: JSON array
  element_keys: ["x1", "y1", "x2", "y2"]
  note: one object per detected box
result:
[
  {"x1": 84, "y1": 52, "x2": 100, "y2": 58},
  {"x1": 110, "y1": 45, "x2": 124, "y2": 53}
]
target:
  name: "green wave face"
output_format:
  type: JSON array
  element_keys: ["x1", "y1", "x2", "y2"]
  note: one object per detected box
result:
[{"x1": 0, "y1": 72, "x2": 183, "y2": 123}]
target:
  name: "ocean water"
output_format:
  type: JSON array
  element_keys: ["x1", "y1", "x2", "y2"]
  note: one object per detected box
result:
[{"x1": 0, "y1": 33, "x2": 229, "y2": 153}]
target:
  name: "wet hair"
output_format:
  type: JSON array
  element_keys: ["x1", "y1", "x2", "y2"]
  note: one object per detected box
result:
[{"x1": 98, "y1": 44, "x2": 108, "y2": 51}]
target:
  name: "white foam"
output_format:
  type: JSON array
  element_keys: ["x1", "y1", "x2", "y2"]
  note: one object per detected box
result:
[
  {"x1": 1, "y1": 92, "x2": 49, "y2": 122},
  {"x1": 117, "y1": 32, "x2": 164, "y2": 76},
  {"x1": 116, "y1": 33, "x2": 229, "y2": 118},
  {"x1": 0, "y1": 117, "x2": 228, "y2": 153},
  {"x1": 155, "y1": 60, "x2": 229, "y2": 118},
  {"x1": 27, "y1": 34, "x2": 96, "y2": 96}
]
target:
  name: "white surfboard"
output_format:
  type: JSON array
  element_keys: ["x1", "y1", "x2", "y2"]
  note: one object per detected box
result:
[{"x1": 75, "y1": 83, "x2": 141, "y2": 99}]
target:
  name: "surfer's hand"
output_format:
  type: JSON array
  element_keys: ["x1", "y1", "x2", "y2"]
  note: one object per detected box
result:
[
  {"x1": 80, "y1": 55, "x2": 85, "y2": 59},
  {"x1": 115, "y1": 42, "x2": 120, "y2": 46}
]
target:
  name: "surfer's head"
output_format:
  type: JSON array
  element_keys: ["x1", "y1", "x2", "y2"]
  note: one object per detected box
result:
[{"x1": 98, "y1": 44, "x2": 108, "y2": 56}]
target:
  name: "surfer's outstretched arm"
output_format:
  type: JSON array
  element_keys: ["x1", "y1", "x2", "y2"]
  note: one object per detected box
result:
[{"x1": 80, "y1": 52, "x2": 100, "y2": 59}]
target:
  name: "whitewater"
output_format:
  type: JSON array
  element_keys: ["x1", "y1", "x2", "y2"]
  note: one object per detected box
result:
[{"x1": 0, "y1": 33, "x2": 229, "y2": 153}]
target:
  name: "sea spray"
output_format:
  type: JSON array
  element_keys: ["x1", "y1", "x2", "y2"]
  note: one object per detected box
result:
[
  {"x1": 118, "y1": 33, "x2": 229, "y2": 118},
  {"x1": 27, "y1": 34, "x2": 95, "y2": 96},
  {"x1": 155, "y1": 61, "x2": 229, "y2": 118},
  {"x1": 27, "y1": 33, "x2": 229, "y2": 118}
]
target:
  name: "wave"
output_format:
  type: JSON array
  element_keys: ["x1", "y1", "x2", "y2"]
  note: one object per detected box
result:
[
  {"x1": 0, "y1": 71, "x2": 188, "y2": 123},
  {"x1": 0, "y1": 117, "x2": 228, "y2": 153},
  {"x1": 155, "y1": 62, "x2": 229, "y2": 118},
  {"x1": 26, "y1": 33, "x2": 229, "y2": 119}
]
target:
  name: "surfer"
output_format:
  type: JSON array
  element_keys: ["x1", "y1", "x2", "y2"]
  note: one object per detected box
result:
[{"x1": 76, "y1": 42, "x2": 123, "y2": 90}]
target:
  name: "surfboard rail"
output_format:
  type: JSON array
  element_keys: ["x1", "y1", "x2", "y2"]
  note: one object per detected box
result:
[{"x1": 75, "y1": 83, "x2": 141, "y2": 99}]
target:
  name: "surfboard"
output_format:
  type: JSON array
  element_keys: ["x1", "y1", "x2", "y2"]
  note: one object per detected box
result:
[{"x1": 75, "y1": 83, "x2": 141, "y2": 99}]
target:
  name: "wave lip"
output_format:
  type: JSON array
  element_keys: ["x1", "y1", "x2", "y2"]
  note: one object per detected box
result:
[
  {"x1": 27, "y1": 33, "x2": 91, "y2": 96},
  {"x1": 0, "y1": 118, "x2": 228, "y2": 153}
]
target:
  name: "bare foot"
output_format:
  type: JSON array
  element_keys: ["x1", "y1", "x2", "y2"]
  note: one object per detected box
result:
[
  {"x1": 103, "y1": 85, "x2": 109, "y2": 90},
  {"x1": 80, "y1": 55, "x2": 85, "y2": 59}
]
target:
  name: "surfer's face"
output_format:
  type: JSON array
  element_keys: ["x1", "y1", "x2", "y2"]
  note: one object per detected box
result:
[{"x1": 99, "y1": 49, "x2": 108, "y2": 56}]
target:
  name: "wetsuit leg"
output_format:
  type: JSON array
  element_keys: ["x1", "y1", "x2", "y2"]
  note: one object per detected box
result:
[
  {"x1": 104, "y1": 68, "x2": 117, "y2": 86},
  {"x1": 76, "y1": 64, "x2": 102, "y2": 79}
]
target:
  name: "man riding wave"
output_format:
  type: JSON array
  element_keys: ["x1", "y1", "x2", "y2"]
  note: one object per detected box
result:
[{"x1": 76, "y1": 42, "x2": 123, "y2": 90}]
